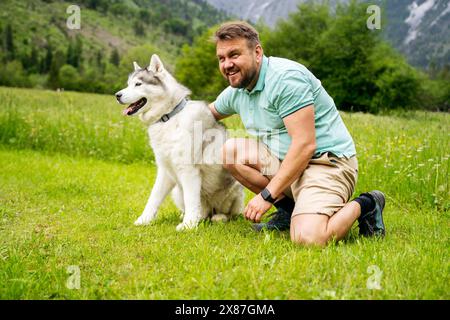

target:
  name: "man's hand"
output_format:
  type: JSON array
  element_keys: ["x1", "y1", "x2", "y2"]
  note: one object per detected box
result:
[{"x1": 244, "y1": 193, "x2": 272, "y2": 222}]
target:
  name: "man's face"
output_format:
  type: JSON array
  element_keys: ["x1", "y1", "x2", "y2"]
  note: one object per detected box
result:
[{"x1": 216, "y1": 38, "x2": 262, "y2": 90}]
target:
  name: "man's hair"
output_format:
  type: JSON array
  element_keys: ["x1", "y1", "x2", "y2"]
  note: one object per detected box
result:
[{"x1": 214, "y1": 21, "x2": 260, "y2": 48}]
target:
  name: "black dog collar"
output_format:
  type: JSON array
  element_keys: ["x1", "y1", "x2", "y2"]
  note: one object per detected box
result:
[{"x1": 158, "y1": 98, "x2": 188, "y2": 123}]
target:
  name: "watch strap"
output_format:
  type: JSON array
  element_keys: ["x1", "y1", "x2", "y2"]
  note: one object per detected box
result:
[{"x1": 261, "y1": 188, "x2": 276, "y2": 204}]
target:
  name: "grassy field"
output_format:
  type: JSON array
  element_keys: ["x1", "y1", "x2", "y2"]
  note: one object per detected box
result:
[{"x1": 0, "y1": 87, "x2": 449, "y2": 299}]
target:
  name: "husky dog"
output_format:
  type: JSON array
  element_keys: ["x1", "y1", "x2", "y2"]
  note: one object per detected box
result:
[{"x1": 115, "y1": 54, "x2": 244, "y2": 231}]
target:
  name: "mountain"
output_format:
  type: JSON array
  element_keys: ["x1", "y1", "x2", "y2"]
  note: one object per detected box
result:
[
  {"x1": 0, "y1": 0, "x2": 229, "y2": 69},
  {"x1": 205, "y1": 0, "x2": 450, "y2": 69},
  {"x1": 0, "y1": 0, "x2": 230, "y2": 92},
  {"x1": 205, "y1": 0, "x2": 340, "y2": 26},
  {"x1": 385, "y1": 0, "x2": 450, "y2": 68}
]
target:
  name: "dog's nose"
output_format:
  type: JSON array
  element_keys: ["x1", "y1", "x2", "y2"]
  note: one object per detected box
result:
[{"x1": 115, "y1": 93, "x2": 122, "y2": 101}]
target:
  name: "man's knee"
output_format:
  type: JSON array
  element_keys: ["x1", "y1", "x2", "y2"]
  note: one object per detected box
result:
[
  {"x1": 290, "y1": 231, "x2": 328, "y2": 247},
  {"x1": 221, "y1": 138, "x2": 259, "y2": 170},
  {"x1": 221, "y1": 138, "x2": 238, "y2": 170},
  {"x1": 290, "y1": 215, "x2": 330, "y2": 247}
]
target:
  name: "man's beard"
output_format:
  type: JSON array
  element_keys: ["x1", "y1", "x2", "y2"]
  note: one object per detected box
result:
[{"x1": 228, "y1": 63, "x2": 258, "y2": 89}]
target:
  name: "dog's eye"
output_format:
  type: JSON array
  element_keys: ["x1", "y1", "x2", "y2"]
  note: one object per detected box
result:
[{"x1": 135, "y1": 82, "x2": 142, "y2": 87}]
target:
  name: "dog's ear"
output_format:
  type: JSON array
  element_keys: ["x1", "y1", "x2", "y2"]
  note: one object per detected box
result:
[
  {"x1": 133, "y1": 61, "x2": 141, "y2": 71},
  {"x1": 148, "y1": 54, "x2": 164, "y2": 73}
]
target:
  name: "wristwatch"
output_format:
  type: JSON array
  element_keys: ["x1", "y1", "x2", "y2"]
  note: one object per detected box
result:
[{"x1": 261, "y1": 188, "x2": 276, "y2": 204}]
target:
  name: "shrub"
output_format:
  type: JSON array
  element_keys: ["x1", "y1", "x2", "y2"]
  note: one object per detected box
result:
[{"x1": 175, "y1": 27, "x2": 228, "y2": 101}]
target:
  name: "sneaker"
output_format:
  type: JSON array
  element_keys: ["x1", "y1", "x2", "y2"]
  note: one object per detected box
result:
[
  {"x1": 252, "y1": 208, "x2": 292, "y2": 232},
  {"x1": 358, "y1": 190, "x2": 386, "y2": 237}
]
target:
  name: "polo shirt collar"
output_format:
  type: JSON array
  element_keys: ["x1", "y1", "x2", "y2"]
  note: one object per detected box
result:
[{"x1": 240, "y1": 55, "x2": 268, "y2": 95}]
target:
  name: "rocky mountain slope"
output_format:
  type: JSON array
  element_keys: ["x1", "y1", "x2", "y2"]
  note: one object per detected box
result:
[{"x1": 205, "y1": 0, "x2": 450, "y2": 69}]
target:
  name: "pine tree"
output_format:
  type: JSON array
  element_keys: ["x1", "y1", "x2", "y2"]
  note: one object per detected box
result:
[
  {"x1": 27, "y1": 45, "x2": 39, "y2": 73},
  {"x1": 41, "y1": 44, "x2": 53, "y2": 73},
  {"x1": 67, "y1": 40, "x2": 75, "y2": 66},
  {"x1": 67, "y1": 36, "x2": 83, "y2": 68},
  {"x1": 73, "y1": 35, "x2": 83, "y2": 68},
  {"x1": 0, "y1": 24, "x2": 4, "y2": 63},
  {"x1": 96, "y1": 50, "x2": 104, "y2": 71},
  {"x1": 110, "y1": 48, "x2": 120, "y2": 66},
  {"x1": 5, "y1": 24, "x2": 15, "y2": 60},
  {"x1": 133, "y1": 20, "x2": 145, "y2": 37},
  {"x1": 21, "y1": 44, "x2": 40, "y2": 73},
  {"x1": 139, "y1": 9, "x2": 151, "y2": 24},
  {"x1": 47, "y1": 50, "x2": 65, "y2": 89}
]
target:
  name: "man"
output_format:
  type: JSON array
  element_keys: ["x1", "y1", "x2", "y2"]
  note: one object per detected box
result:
[{"x1": 208, "y1": 21, "x2": 385, "y2": 246}]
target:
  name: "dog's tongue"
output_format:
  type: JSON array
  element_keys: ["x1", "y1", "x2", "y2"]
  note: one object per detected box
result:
[
  {"x1": 123, "y1": 100, "x2": 139, "y2": 116},
  {"x1": 123, "y1": 107, "x2": 132, "y2": 116}
]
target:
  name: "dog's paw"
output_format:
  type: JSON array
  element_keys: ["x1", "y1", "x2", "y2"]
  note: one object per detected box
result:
[
  {"x1": 134, "y1": 214, "x2": 155, "y2": 226},
  {"x1": 176, "y1": 221, "x2": 198, "y2": 232},
  {"x1": 211, "y1": 213, "x2": 229, "y2": 223}
]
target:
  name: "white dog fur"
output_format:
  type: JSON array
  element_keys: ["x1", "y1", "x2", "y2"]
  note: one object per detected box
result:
[{"x1": 115, "y1": 54, "x2": 244, "y2": 231}]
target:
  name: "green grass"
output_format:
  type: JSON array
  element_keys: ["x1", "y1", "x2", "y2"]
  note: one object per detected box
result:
[
  {"x1": 0, "y1": 87, "x2": 151, "y2": 163},
  {"x1": 0, "y1": 87, "x2": 449, "y2": 299}
]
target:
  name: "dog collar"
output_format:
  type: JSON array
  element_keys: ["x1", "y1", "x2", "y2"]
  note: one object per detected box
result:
[{"x1": 158, "y1": 98, "x2": 188, "y2": 123}]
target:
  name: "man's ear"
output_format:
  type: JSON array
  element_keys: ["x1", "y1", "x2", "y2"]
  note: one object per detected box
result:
[
  {"x1": 148, "y1": 54, "x2": 165, "y2": 73},
  {"x1": 255, "y1": 44, "x2": 263, "y2": 63}
]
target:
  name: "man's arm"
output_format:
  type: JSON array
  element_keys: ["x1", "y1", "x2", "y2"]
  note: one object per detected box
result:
[
  {"x1": 244, "y1": 104, "x2": 316, "y2": 222},
  {"x1": 266, "y1": 104, "x2": 316, "y2": 199},
  {"x1": 208, "y1": 103, "x2": 231, "y2": 121}
]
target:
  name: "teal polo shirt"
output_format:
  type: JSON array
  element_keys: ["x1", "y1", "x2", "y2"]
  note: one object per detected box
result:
[{"x1": 214, "y1": 55, "x2": 356, "y2": 160}]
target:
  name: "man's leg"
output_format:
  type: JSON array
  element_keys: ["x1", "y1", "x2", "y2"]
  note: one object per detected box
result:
[
  {"x1": 221, "y1": 138, "x2": 273, "y2": 194},
  {"x1": 290, "y1": 201, "x2": 362, "y2": 247},
  {"x1": 288, "y1": 152, "x2": 360, "y2": 246},
  {"x1": 290, "y1": 192, "x2": 386, "y2": 246},
  {"x1": 221, "y1": 138, "x2": 294, "y2": 231},
  {"x1": 289, "y1": 153, "x2": 385, "y2": 246}
]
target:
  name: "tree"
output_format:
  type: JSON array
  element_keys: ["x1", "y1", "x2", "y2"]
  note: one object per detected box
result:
[
  {"x1": 263, "y1": 0, "x2": 421, "y2": 112},
  {"x1": 67, "y1": 36, "x2": 83, "y2": 68},
  {"x1": 110, "y1": 48, "x2": 120, "y2": 66},
  {"x1": 133, "y1": 20, "x2": 145, "y2": 37},
  {"x1": 59, "y1": 64, "x2": 81, "y2": 90},
  {"x1": 47, "y1": 50, "x2": 66, "y2": 89},
  {"x1": 264, "y1": 3, "x2": 330, "y2": 66},
  {"x1": 175, "y1": 26, "x2": 228, "y2": 101},
  {"x1": 25, "y1": 45, "x2": 39, "y2": 73},
  {"x1": 0, "y1": 60, "x2": 29, "y2": 87},
  {"x1": 312, "y1": 0, "x2": 380, "y2": 111},
  {"x1": 40, "y1": 44, "x2": 53, "y2": 74},
  {"x1": 162, "y1": 18, "x2": 190, "y2": 37},
  {"x1": 139, "y1": 9, "x2": 151, "y2": 24},
  {"x1": 118, "y1": 43, "x2": 159, "y2": 77},
  {"x1": 83, "y1": 0, "x2": 109, "y2": 13},
  {"x1": 369, "y1": 43, "x2": 421, "y2": 111},
  {"x1": 67, "y1": 41, "x2": 75, "y2": 66},
  {"x1": 95, "y1": 50, "x2": 104, "y2": 72},
  {"x1": 0, "y1": 24, "x2": 3, "y2": 54},
  {"x1": 5, "y1": 24, "x2": 15, "y2": 60}
]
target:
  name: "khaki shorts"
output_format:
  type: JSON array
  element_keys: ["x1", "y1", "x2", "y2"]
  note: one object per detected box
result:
[{"x1": 259, "y1": 143, "x2": 358, "y2": 217}]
